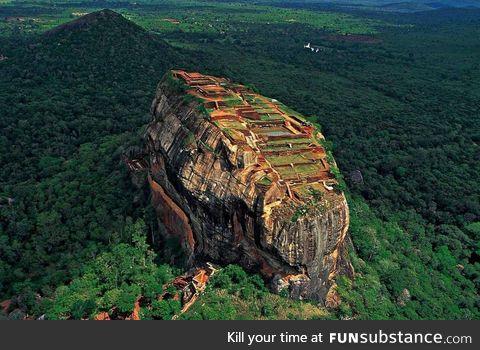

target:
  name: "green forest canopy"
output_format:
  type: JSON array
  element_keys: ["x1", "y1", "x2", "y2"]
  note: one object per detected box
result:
[{"x1": 0, "y1": 2, "x2": 478, "y2": 319}]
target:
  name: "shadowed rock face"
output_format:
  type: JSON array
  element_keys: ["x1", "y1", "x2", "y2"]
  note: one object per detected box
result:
[{"x1": 142, "y1": 71, "x2": 353, "y2": 304}]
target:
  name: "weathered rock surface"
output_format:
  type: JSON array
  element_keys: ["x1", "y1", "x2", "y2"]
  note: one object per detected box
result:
[{"x1": 139, "y1": 72, "x2": 353, "y2": 304}]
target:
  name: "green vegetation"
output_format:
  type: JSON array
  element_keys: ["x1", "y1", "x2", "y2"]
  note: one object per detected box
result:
[
  {"x1": 276, "y1": 102, "x2": 307, "y2": 120},
  {"x1": 337, "y1": 196, "x2": 479, "y2": 319},
  {"x1": 268, "y1": 138, "x2": 311, "y2": 145},
  {"x1": 262, "y1": 144, "x2": 304, "y2": 152},
  {"x1": 296, "y1": 163, "x2": 321, "y2": 176},
  {"x1": 266, "y1": 153, "x2": 312, "y2": 166},
  {"x1": 123, "y1": 1, "x2": 381, "y2": 36},
  {"x1": 0, "y1": 0, "x2": 381, "y2": 38},
  {"x1": 224, "y1": 97, "x2": 244, "y2": 107},
  {"x1": 183, "y1": 130, "x2": 197, "y2": 147},
  {"x1": 165, "y1": 70, "x2": 190, "y2": 92},
  {"x1": 180, "y1": 265, "x2": 330, "y2": 320},
  {"x1": 0, "y1": 1, "x2": 478, "y2": 320},
  {"x1": 183, "y1": 93, "x2": 205, "y2": 105},
  {"x1": 46, "y1": 220, "x2": 179, "y2": 320},
  {"x1": 291, "y1": 188, "x2": 324, "y2": 222},
  {"x1": 0, "y1": 9, "x2": 181, "y2": 317},
  {"x1": 0, "y1": 134, "x2": 143, "y2": 315},
  {"x1": 257, "y1": 175, "x2": 273, "y2": 186}
]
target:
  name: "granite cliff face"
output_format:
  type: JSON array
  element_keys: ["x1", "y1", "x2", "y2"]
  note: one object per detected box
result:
[{"x1": 140, "y1": 71, "x2": 353, "y2": 304}]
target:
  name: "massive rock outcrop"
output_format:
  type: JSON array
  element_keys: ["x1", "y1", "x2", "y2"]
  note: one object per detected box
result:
[{"x1": 139, "y1": 70, "x2": 352, "y2": 304}]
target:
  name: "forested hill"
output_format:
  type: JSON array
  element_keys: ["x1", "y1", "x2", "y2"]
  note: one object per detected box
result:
[
  {"x1": 44, "y1": 8, "x2": 136, "y2": 37},
  {"x1": 0, "y1": 9, "x2": 184, "y2": 312},
  {"x1": 0, "y1": 9, "x2": 181, "y2": 185}
]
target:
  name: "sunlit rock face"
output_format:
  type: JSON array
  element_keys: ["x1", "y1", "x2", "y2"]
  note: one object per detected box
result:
[{"x1": 143, "y1": 71, "x2": 353, "y2": 303}]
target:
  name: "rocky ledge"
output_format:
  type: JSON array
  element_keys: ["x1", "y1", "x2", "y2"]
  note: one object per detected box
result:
[{"x1": 136, "y1": 70, "x2": 353, "y2": 305}]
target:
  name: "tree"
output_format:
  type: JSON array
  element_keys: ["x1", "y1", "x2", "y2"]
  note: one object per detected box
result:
[{"x1": 45, "y1": 220, "x2": 174, "y2": 319}]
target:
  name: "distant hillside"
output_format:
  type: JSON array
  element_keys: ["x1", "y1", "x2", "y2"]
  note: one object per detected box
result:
[
  {"x1": 43, "y1": 8, "x2": 138, "y2": 36},
  {"x1": 378, "y1": 0, "x2": 480, "y2": 12},
  {"x1": 379, "y1": 2, "x2": 440, "y2": 11},
  {"x1": 325, "y1": 0, "x2": 480, "y2": 7},
  {"x1": 256, "y1": 0, "x2": 480, "y2": 11}
]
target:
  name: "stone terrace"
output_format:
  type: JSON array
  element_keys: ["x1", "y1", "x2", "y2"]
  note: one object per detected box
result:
[{"x1": 171, "y1": 70, "x2": 336, "y2": 201}]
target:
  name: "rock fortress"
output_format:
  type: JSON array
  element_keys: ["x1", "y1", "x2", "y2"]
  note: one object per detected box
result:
[{"x1": 129, "y1": 70, "x2": 353, "y2": 305}]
